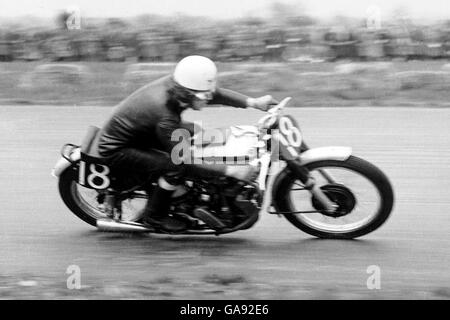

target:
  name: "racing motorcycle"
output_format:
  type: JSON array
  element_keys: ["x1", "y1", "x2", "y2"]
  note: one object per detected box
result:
[{"x1": 52, "y1": 97, "x2": 394, "y2": 239}]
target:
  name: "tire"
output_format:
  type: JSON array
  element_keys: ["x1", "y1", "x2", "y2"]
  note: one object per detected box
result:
[
  {"x1": 58, "y1": 163, "x2": 148, "y2": 227},
  {"x1": 273, "y1": 155, "x2": 394, "y2": 239},
  {"x1": 58, "y1": 163, "x2": 100, "y2": 226}
]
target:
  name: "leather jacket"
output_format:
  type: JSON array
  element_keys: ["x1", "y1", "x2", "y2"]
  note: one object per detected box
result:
[{"x1": 98, "y1": 75, "x2": 250, "y2": 157}]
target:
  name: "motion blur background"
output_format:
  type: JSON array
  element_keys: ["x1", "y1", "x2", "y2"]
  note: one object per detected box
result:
[
  {"x1": 1, "y1": 1, "x2": 450, "y2": 300},
  {"x1": 0, "y1": 0, "x2": 450, "y2": 106},
  {"x1": 1, "y1": 0, "x2": 450, "y2": 63}
]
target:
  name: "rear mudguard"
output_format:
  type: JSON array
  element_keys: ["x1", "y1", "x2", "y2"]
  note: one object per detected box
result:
[
  {"x1": 271, "y1": 146, "x2": 352, "y2": 201},
  {"x1": 51, "y1": 147, "x2": 81, "y2": 178}
]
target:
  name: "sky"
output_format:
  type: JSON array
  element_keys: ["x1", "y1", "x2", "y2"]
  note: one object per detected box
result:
[{"x1": 0, "y1": 0, "x2": 449, "y2": 20}]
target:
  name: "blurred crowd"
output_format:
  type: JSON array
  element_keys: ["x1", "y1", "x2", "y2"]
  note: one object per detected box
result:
[{"x1": 1, "y1": 14, "x2": 450, "y2": 63}]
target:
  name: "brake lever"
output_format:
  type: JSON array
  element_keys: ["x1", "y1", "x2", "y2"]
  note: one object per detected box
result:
[
  {"x1": 268, "y1": 104, "x2": 282, "y2": 115},
  {"x1": 268, "y1": 97, "x2": 292, "y2": 114}
]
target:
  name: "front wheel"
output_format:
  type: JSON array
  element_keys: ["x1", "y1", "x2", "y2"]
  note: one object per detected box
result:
[{"x1": 273, "y1": 156, "x2": 394, "y2": 239}]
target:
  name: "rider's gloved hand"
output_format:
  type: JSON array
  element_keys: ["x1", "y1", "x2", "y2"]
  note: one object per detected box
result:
[{"x1": 246, "y1": 95, "x2": 278, "y2": 112}]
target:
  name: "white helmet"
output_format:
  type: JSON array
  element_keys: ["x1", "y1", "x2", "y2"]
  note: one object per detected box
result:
[{"x1": 173, "y1": 55, "x2": 217, "y2": 92}]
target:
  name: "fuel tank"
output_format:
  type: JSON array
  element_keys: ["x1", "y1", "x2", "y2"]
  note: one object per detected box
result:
[{"x1": 192, "y1": 125, "x2": 260, "y2": 163}]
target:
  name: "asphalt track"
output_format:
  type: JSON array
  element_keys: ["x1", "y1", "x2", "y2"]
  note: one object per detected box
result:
[{"x1": 0, "y1": 105, "x2": 449, "y2": 299}]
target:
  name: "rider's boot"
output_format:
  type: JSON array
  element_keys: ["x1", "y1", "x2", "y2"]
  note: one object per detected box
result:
[{"x1": 142, "y1": 177, "x2": 187, "y2": 232}]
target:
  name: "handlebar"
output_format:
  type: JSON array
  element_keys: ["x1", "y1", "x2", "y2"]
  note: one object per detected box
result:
[
  {"x1": 258, "y1": 97, "x2": 292, "y2": 129},
  {"x1": 267, "y1": 97, "x2": 292, "y2": 115}
]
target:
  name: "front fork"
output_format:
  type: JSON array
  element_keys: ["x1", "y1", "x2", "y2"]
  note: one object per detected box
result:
[
  {"x1": 285, "y1": 143, "x2": 338, "y2": 213},
  {"x1": 286, "y1": 160, "x2": 337, "y2": 213}
]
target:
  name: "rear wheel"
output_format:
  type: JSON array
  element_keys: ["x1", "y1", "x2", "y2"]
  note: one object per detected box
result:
[
  {"x1": 58, "y1": 163, "x2": 147, "y2": 226},
  {"x1": 274, "y1": 156, "x2": 394, "y2": 239}
]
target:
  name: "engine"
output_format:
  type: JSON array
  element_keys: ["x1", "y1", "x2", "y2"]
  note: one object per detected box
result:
[{"x1": 171, "y1": 177, "x2": 262, "y2": 230}]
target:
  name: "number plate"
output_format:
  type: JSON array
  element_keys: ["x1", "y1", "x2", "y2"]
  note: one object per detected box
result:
[
  {"x1": 276, "y1": 115, "x2": 302, "y2": 160},
  {"x1": 78, "y1": 157, "x2": 111, "y2": 190}
]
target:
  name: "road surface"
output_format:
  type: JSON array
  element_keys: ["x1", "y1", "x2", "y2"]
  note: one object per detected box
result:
[{"x1": 0, "y1": 105, "x2": 449, "y2": 299}]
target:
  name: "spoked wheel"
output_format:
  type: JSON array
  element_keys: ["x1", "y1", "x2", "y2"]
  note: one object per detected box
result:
[
  {"x1": 274, "y1": 156, "x2": 394, "y2": 239},
  {"x1": 58, "y1": 164, "x2": 147, "y2": 226}
]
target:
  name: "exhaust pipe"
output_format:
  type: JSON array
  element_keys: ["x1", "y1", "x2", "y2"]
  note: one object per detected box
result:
[{"x1": 97, "y1": 219, "x2": 151, "y2": 233}]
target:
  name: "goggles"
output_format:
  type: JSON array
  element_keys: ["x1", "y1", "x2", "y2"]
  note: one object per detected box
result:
[
  {"x1": 171, "y1": 80, "x2": 215, "y2": 103},
  {"x1": 188, "y1": 89, "x2": 214, "y2": 101}
]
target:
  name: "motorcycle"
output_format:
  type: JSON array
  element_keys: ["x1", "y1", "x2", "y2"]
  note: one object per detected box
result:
[{"x1": 52, "y1": 97, "x2": 394, "y2": 239}]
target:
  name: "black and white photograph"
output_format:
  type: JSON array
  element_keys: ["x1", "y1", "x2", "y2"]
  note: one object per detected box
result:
[{"x1": 0, "y1": 0, "x2": 449, "y2": 303}]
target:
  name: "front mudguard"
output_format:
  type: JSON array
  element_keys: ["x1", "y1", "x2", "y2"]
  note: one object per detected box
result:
[{"x1": 271, "y1": 146, "x2": 352, "y2": 202}]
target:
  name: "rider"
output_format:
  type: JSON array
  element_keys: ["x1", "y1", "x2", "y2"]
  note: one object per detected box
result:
[{"x1": 97, "y1": 55, "x2": 276, "y2": 232}]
